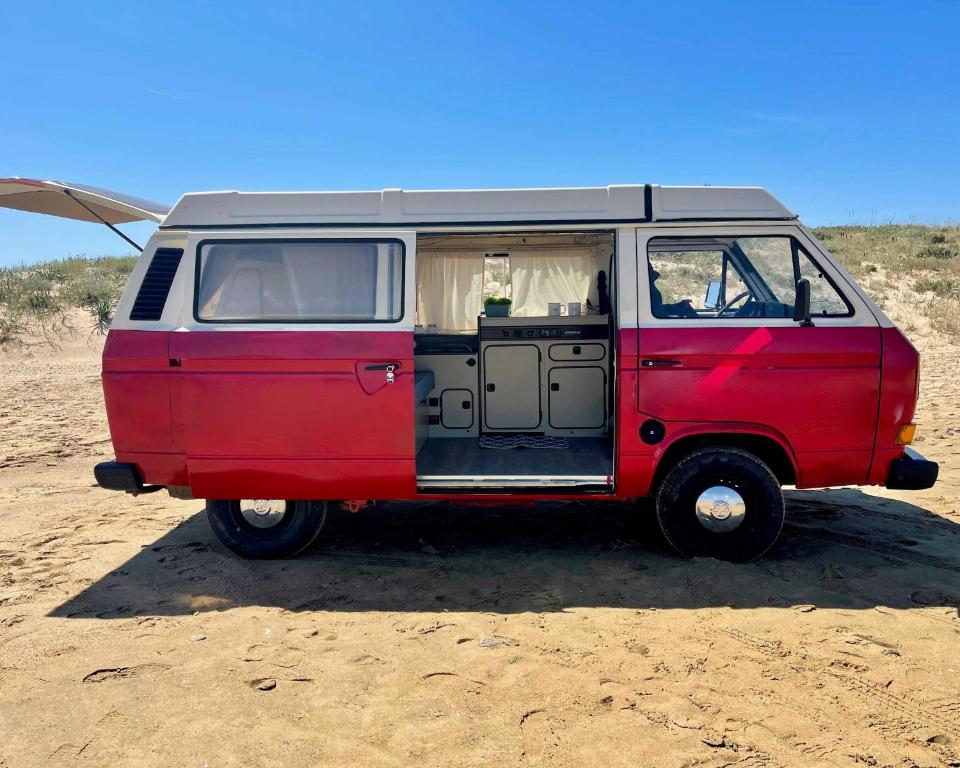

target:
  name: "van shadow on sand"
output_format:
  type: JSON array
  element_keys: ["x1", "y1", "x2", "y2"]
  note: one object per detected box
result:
[{"x1": 51, "y1": 489, "x2": 960, "y2": 618}]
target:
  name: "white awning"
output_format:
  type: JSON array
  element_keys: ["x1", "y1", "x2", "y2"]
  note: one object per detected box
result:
[{"x1": 0, "y1": 178, "x2": 168, "y2": 224}]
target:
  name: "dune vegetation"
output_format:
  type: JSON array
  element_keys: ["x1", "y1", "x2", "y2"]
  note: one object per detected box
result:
[
  {"x1": 0, "y1": 224, "x2": 958, "y2": 344},
  {"x1": 0, "y1": 254, "x2": 136, "y2": 343}
]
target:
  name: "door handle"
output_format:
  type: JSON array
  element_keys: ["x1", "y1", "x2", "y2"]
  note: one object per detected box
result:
[
  {"x1": 364, "y1": 362, "x2": 400, "y2": 384},
  {"x1": 641, "y1": 359, "x2": 682, "y2": 368}
]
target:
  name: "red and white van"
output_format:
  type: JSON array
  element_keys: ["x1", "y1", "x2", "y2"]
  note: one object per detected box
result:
[{"x1": 1, "y1": 180, "x2": 939, "y2": 561}]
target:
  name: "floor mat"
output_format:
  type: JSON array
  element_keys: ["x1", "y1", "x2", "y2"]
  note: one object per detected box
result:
[{"x1": 478, "y1": 435, "x2": 570, "y2": 450}]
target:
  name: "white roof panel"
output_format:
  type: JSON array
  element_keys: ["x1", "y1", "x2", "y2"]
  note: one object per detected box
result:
[
  {"x1": 160, "y1": 184, "x2": 795, "y2": 228},
  {"x1": 652, "y1": 185, "x2": 795, "y2": 221}
]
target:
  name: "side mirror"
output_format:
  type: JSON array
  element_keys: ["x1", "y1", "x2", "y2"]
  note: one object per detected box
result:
[
  {"x1": 794, "y1": 278, "x2": 813, "y2": 326},
  {"x1": 704, "y1": 280, "x2": 722, "y2": 309}
]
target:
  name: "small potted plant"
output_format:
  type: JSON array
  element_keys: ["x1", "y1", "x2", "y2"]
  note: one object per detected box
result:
[{"x1": 484, "y1": 296, "x2": 512, "y2": 317}]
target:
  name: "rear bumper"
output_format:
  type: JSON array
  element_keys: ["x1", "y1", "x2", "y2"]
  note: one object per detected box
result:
[
  {"x1": 94, "y1": 461, "x2": 145, "y2": 492},
  {"x1": 885, "y1": 448, "x2": 939, "y2": 490}
]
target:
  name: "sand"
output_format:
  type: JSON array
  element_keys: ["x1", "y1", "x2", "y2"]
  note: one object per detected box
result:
[{"x1": 0, "y1": 314, "x2": 958, "y2": 767}]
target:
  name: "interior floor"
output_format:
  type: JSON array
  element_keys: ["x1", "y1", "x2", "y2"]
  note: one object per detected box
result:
[{"x1": 416, "y1": 436, "x2": 613, "y2": 478}]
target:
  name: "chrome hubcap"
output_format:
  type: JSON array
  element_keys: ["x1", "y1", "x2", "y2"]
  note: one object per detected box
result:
[
  {"x1": 239, "y1": 499, "x2": 288, "y2": 529},
  {"x1": 695, "y1": 486, "x2": 746, "y2": 533}
]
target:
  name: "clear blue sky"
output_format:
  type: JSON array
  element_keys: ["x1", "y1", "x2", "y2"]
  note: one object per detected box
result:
[{"x1": 1, "y1": 1, "x2": 958, "y2": 266}]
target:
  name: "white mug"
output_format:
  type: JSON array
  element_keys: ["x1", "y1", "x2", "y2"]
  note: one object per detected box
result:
[
  {"x1": 568, "y1": 302, "x2": 581, "y2": 317},
  {"x1": 548, "y1": 303, "x2": 563, "y2": 316}
]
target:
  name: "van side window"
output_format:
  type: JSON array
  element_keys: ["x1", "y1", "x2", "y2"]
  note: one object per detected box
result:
[
  {"x1": 196, "y1": 240, "x2": 403, "y2": 323},
  {"x1": 647, "y1": 236, "x2": 851, "y2": 319}
]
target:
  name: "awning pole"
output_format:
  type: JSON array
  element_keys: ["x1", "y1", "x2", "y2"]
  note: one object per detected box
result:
[{"x1": 62, "y1": 189, "x2": 143, "y2": 252}]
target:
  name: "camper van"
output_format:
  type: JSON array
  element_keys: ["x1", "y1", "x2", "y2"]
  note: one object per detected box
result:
[{"x1": 1, "y1": 179, "x2": 939, "y2": 561}]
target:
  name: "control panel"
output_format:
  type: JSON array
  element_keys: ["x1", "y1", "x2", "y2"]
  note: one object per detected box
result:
[{"x1": 479, "y1": 315, "x2": 610, "y2": 341}]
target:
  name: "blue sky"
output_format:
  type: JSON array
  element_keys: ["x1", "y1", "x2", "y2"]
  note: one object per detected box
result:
[{"x1": 1, "y1": 0, "x2": 958, "y2": 266}]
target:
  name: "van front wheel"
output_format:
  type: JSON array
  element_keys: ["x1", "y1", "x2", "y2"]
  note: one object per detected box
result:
[
  {"x1": 655, "y1": 447, "x2": 784, "y2": 562},
  {"x1": 206, "y1": 500, "x2": 327, "y2": 559}
]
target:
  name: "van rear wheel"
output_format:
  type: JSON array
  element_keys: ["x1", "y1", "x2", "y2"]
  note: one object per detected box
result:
[
  {"x1": 206, "y1": 500, "x2": 327, "y2": 559},
  {"x1": 655, "y1": 447, "x2": 784, "y2": 562}
]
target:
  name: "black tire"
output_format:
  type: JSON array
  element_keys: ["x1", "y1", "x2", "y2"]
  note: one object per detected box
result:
[
  {"x1": 655, "y1": 447, "x2": 784, "y2": 562},
  {"x1": 206, "y1": 500, "x2": 327, "y2": 559}
]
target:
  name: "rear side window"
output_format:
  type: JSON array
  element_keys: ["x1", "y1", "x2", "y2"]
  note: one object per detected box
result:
[
  {"x1": 647, "y1": 235, "x2": 851, "y2": 320},
  {"x1": 195, "y1": 239, "x2": 404, "y2": 323}
]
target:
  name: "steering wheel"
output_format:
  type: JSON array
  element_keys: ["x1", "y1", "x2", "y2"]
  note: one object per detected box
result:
[{"x1": 717, "y1": 290, "x2": 752, "y2": 316}]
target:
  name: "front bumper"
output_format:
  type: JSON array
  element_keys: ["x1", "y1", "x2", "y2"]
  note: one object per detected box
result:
[{"x1": 885, "y1": 447, "x2": 939, "y2": 490}]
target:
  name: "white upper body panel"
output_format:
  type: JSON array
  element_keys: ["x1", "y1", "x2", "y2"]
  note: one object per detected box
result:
[{"x1": 160, "y1": 185, "x2": 795, "y2": 228}]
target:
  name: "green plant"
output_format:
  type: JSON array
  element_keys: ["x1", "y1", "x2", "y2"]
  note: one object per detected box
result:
[
  {"x1": 915, "y1": 276, "x2": 960, "y2": 300},
  {"x1": 0, "y1": 310, "x2": 25, "y2": 344},
  {"x1": 19, "y1": 274, "x2": 62, "y2": 317},
  {"x1": 86, "y1": 295, "x2": 114, "y2": 335},
  {"x1": 918, "y1": 243, "x2": 957, "y2": 260},
  {"x1": 484, "y1": 296, "x2": 512, "y2": 305},
  {"x1": 930, "y1": 232, "x2": 948, "y2": 244}
]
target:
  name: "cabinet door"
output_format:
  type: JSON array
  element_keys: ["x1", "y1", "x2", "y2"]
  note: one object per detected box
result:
[
  {"x1": 548, "y1": 343, "x2": 606, "y2": 362},
  {"x1": 441, "y1": 389, "x2": 475, "y2": 429},
  {"x1": 483, "y1": 344, "x2": 541, "y2": 430},
  {"x1": 548, "y1": 366, "x2": 607, "y2": 429}
]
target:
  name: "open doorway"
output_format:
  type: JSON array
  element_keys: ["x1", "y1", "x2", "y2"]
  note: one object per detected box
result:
[{"x1": 412, "y1": 231, "x2": 616, "y2": 491}]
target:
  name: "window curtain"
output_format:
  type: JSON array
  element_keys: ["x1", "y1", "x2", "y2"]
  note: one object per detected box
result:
[
  {"x1": 416, "y1": 250, "x2": 485, "y2": 332},
  {"x1": 509, "y1": 248, "x2": 594, "y2": 317}
]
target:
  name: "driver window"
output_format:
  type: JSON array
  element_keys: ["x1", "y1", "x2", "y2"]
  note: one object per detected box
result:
[
  {"x1": 647, "y1": 236, "x2": 851, "y2": 320},
  {"x1": 647, "y1": 246, "x2": 746, "y2": 319}
]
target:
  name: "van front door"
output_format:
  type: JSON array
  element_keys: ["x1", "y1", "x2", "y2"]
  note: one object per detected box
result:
[
  {"x1": 169, "y1": 232, "x2": 416, "y2": 500},
  {"x1": 634, "y1": 227, "x2": 881, "y2": 489}
]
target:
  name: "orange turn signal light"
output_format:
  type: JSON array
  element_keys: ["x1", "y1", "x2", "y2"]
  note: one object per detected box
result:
[{"x1": 895, "y1": 424, "x2": 917, "y2": 445}]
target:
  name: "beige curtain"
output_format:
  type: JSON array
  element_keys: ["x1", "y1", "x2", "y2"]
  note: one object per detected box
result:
[
  {"x1": 510, "y1": 248, "x2": 594, "y2": 317},
  {"x1": 416, "y1": 250, "x2": 485, "y2": 332}
]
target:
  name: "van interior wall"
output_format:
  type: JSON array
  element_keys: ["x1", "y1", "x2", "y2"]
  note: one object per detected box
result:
[{"x1": 415, "y1": 232, "x2": 614, "y2": 333}]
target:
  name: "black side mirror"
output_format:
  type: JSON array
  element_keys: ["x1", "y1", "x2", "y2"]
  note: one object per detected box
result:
[{"x1": 794, "y1": 278, "x2": 813, "y2": 326}]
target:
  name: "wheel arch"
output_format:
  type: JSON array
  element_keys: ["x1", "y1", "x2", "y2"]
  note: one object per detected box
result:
[{"x1": 650, "y1": 426, "x2": 798, "y2": 493}]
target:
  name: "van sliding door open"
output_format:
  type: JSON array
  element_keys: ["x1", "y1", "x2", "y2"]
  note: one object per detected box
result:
[{"x1": 412, "y1": 230, "x2": 617, "y2": 493}]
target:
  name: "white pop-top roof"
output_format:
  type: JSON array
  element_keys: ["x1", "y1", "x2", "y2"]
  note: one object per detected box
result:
[
  {"x1": 160, "y1": 184, "x2": 794, "y2": 228},
  {"x1": 0, "y1": 180, "x2": 795, "y2": 228},
  {"x1": 0, "y1": 178, "x2": 169, "y2": 224}
]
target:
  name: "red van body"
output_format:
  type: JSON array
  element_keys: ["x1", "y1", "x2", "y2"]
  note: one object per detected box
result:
[{"x1": 0, "y1": 180, "x2": 938, "y2": 560}]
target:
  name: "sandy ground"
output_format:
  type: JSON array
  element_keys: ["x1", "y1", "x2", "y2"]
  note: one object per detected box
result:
[{"x1": 1, "y1": 317, "x2": 959, "y2": 768}]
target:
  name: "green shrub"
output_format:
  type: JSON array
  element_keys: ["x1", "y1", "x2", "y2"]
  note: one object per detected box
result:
[
  {"x1": 915, "y1": 277, "x2": 960, "y2": 300},
  {"x1": 0, "y1": 310, "x2": 25, "y2": 344},
  {"x1": 19, "y1": 274, "x2": 63, "y2": 317},
  {"x1": 484, "y1": 296, "x2": 512, "y2": 305},
  {"x1": 86, "y1": 295, "x2": 114, "y2": 335},
  {"x1": 918, "y1": 243, "x2": 957, "y2": 260}
]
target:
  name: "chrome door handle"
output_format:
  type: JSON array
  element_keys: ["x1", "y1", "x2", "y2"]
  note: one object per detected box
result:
[
  {"x1": 363, "y1": 362, "x2": 400, "y2": 384},
  {"x1": 641, "y1": 359, "x2": 682, "y2": 368}
]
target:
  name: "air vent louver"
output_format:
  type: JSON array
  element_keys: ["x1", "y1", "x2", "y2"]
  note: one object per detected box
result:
[{"x1": 129, "y1": 247, "x2": 183, "y2": 321}]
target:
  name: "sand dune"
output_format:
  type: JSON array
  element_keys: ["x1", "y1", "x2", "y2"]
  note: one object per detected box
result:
[{"x1": 1, "y1": 312, "x2": 958, "y2": 767}]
